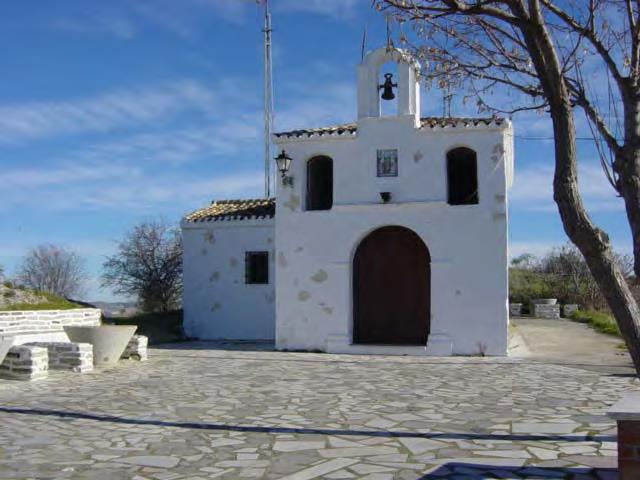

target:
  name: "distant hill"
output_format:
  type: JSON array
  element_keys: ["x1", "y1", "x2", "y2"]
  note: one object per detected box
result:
[{"x1": 89, "y1": 301, "x2": 139, "y2": 318}]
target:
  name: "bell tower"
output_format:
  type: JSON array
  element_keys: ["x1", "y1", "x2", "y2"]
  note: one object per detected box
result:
[{"x1": 357, "y1": 46, "x2": 421, "y2": 124}]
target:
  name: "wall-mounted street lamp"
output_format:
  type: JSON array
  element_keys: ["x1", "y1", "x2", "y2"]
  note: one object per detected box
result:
[{"x1": 275, "y1": 150, "x2": 294, "y2": 187}]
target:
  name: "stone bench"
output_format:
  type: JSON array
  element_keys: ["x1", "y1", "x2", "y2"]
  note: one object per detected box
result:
[
  {"x1": 563, "y1": 303, "x2": 579, "y2": 317},
  {"x1": 26, "y1": 342, "x2": 93, "y2": 373},
  {"x1": 509, "y1": 303, "x2": 522, "y2": 316},
  {"x1": 0, "y1": 345, "x2": 48, "y2": 381},
  {"x1": 533, "y1": 304, "x2": 560, "y2": 319},
  {"x1": 608, "y1": 391, "x2": 640, "y2": 479},
  {"x1": 120, "y1": 335, "x2": 148, "y2": 361}
]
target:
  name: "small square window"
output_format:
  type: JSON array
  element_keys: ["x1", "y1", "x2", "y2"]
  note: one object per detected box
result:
[
  {"x1": 245, "y1": 251, "x2": 269, "y2": 284},
  {"x1": 377, "y1": 149, "x2": 398, "y2": 177}
]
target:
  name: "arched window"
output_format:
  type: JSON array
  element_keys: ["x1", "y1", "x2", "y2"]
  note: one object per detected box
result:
[
  {"x1": 447, "y1": 147, "x2": 478, "y2": 205},
  {"x1": 306, "y1": 156, "x2": 333, "y2": 211}
]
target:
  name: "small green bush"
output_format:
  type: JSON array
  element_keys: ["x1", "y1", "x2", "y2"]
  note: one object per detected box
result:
[
  {"x1": 2, "y1": 290, "x2": 16, "y2": 298},
  {"x1": 570, "y1": 310, "x2": 620, "y2": 337}
]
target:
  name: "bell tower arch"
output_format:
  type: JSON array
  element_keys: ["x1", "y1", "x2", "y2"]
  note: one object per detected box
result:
[{"x1": 357, "y1": 46, "x2": 421, "y2": 123}]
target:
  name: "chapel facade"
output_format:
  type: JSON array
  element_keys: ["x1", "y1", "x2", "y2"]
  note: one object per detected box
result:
[{"x1": 181, "y1": 46, "x2": 514, "y2": 356}]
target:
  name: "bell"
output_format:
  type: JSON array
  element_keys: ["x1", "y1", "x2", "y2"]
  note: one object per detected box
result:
[{"x1": 379, "y1": 73, "x2": 397, "y2": 101}]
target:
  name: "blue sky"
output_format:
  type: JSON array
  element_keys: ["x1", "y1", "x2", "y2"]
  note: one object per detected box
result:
[{"x1": 0, "y1": 0, "x2": 629, "y2": 301}]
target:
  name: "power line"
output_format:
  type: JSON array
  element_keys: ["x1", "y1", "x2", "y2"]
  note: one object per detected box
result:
[{"x1": 512, "y1": 135, "x2": 623, "y2": 141}]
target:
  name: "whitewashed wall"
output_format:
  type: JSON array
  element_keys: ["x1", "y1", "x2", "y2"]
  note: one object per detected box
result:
[
  {"x1": 274, "y1": 116, "x2": 512, "y2": 356},
  {"x1": 182, "y1": 219, "x2": 276, "y2": 340}
]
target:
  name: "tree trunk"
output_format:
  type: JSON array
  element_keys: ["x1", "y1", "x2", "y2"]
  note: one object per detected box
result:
[{"x1": 617, "y1": 92, "x2": 640, "y2": 279}]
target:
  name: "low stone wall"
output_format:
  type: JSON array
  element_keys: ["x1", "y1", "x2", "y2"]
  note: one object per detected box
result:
[
  {"x1": 0, "y1": 309, "x2": 101, "y2": 343},
  {"x1": 121, "y1": 335, "x2": 148, "y2": 361},
  {"x1": 533, "y1": 304, "x2": 560, "y2": 319},
  {"x1": 509, "y1": 303, "x2": 522, "y2": 317},
  {"x1": 0, "y1": 345, "x2": 48, "y2": 380},
  {"x1": 26, "y1": 342, "x2": 93, "y2": 373},
  {"x1": 563, "y1": 304, "x2": 579, "y2": 317}
]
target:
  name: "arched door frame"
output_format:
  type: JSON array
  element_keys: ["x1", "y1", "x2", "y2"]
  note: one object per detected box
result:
[{"x1": 350, "y1": 225, "x2": 431, "y2": 345}]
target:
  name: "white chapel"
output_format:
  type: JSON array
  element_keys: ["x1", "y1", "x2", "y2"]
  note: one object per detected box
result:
[{"x1": 181, "y1": 46, "x2": 514, "y2": 356}]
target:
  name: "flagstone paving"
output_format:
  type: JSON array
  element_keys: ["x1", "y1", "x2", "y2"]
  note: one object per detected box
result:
[{"x1": 0, "y1": 343, "x2": 638, "y2": 479}]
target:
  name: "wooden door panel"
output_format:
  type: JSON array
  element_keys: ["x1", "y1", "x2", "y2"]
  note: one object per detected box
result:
[{"x1": 354, "y1": 226, "x2": 430, "y2": 345}]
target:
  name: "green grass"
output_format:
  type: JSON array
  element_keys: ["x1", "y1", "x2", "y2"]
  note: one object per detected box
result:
[
  {"x1": 106, "y1": 310, "x2": 183, "y2": 345},
  {"x1": 0, "y1": 290, "x2": 83, "y2": 311},
  {"x1": 569, "y1": 309, "x2": 621, "y2": 337}
]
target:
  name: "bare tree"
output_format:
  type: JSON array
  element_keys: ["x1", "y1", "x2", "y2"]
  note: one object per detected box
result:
[
  {"x1": 18, "y1": 245, "x2": 86, "y2": 297},
  {"x1": 541, "y1": 245, "x2": 607, "y2": 308},
  {"x1": 510, "y1": 253, "x2": 540, "y2": 270},
  {"x1": 102, "y1": 221, "x2": 182, "y2": 313},
  {"x1": 376, "y1": 0, "x2": 640, "y2": 373}
]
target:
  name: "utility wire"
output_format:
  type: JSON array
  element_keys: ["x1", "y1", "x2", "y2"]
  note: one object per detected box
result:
[{"x1": 512, "y1": 135, "x2": 624, "y2": 141}]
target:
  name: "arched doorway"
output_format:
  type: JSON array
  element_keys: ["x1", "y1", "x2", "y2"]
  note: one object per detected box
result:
[{"x1": 353, "y1": 226, "x2": 430, "y2": 345}]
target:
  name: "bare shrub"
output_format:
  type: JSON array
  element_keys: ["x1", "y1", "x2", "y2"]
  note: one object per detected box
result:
[
  {"x1": 102, "y1": 221, "x2": 182, "y2": 313},
  {"x1": 18, "y1": 245, "x2": 86, "y2": 297}
]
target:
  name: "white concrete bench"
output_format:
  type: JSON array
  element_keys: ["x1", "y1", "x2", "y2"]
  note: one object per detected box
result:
[
  {"x1": 0, "y1": 345, "x2": 48, "y2": 380},
  {"x1": 25, "y1": 342, "x2": 93, "y2": 373}
]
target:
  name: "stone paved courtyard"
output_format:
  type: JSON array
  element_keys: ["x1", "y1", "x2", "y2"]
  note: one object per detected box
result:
[{"x1": 0, "y1": 342, "x2": 638, "y2": 479}]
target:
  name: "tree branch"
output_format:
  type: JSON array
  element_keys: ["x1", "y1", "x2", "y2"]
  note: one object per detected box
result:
[{"x1": 540, "y1": 0, "x2": 627, "y2": 89}]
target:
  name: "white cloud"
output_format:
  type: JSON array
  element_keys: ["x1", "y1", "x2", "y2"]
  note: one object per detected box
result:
[
  {"x1": 52, "y1": 13, "x2": 137, "y2": 39},
  {"x1": 511, "y1": 161, "x2": 622, "y2": 213},
  {"x1": 276, "y1": 81, "x2": 356, "y2": 131},
  {"x1": 50, "y1": 0, "x2": 362, "y2": 40},
  {"x1": 190, "y1": 0, "x2": 256, "y2": 25},
  {"x1": 0, "y1": 55, "x2": 367, "y2": 243},
  {"x1": 276, "y1": 0, "x2": 362, "y2": 18},
  {"x1": 78, "y1": 118, "x2": 261, "y2": 167},
  {"x1": 0, "y1": 163, "x2": 142, "y2": 189},
  {"x1": 509, "y1": 239, "x2": 632, "y2": 259},
  {"x1": 0, "y1": 80, "x2": 218, "y2": 144},
  {"x1": 67, "y1": 171, "x2": 264, "y2": 213},
  {"x1": 509, "y1": 241, "x2": 562, "y2": 259},
  {"x1": 0, "y1": 165, "x2": 263, "y2": 214}
]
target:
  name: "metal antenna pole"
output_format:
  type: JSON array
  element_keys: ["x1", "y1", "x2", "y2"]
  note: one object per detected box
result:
[
  {"x1": 443, "y1": 90, "x2": 453, "y2": 118},
  {"x1": 262, "y1": 0, "x2": 273, "y2": 198}
]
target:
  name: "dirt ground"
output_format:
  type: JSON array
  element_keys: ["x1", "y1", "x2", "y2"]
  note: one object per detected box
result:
[{"x1": 510, "y1": 317, "x2": 635, "y2": 376}]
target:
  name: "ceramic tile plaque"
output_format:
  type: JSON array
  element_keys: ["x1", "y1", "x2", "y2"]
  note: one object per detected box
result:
[{"x1": 377, "y1": 149, "x2": 398, "y2": 177}]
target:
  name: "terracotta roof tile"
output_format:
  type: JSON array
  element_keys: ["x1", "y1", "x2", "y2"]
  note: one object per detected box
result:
[
  {"x1": 184, "y1": 198, "x2": 275, "y2": 222},
  {"x1": 274, "y1": 116, "x2": 505, "y2": 139},
  {"x1": 274, "y1": 123, "x2": 357, "y2": 139}
]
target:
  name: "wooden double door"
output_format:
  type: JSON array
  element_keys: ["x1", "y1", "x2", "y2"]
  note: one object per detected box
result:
[{"x1": 353, "y1": 226, "x2": 431, "y2": 345}]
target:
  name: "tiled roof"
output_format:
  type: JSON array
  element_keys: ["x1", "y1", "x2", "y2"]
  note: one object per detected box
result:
[
  {"x1": 420, "y1": 116, "x2": 505, "y2": 128},
  {"x1": 184, "y1": 198, "x2": 275, "y2": 222},
  {"x1": 274, "y1": 123, "x2": 357, "y2": 139},
  {"x1": 274, "y1": 116, "x2": 506, "y2": 140}
]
